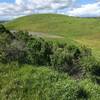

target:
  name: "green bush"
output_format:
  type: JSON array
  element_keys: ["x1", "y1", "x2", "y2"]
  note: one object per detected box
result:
[
  {"x1": 0, "y1": 24, "x2": 6, "y2": 33},
  {"x1": 26, "y1": 37, "x2": 53, "y2": 65},
  {"x1": 79, "y1": 79, "x2": 100, "y2": 100},
  {"x1": 51, "y1": 44, "x2": 92, "y2": 77},
  {"x1": 0, "y1": 25, "x2": 99, "y2": 79},
  {"x1": 80, "y1": 57, "x2": 100, "y2": 74}
]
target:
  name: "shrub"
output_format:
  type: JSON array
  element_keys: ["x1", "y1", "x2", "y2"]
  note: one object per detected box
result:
[
  {"x1": 79, "y1": 79, "x2": 100, "y2": 100},
  {"x1": 77, "y1": 87, "x2": 89, "y2": 99},
  {"x1": 80, "y1": 57, "x2": 100, "y2": 75},
  {"x1": 0, "y1": 25, "x2": 99, "y2": 79},
  {"x1": 0, "y1": 24, "x2": 6, "y2": 33},
  {"x1": 51, "y1": 44, "x2": 91, "y2": 78},
  {"x1": 26, "y1": 37, "x2": 53, "y2": 65}
]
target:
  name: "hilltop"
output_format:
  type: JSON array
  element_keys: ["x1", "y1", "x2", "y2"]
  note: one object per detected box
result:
[{"x1": 5, "y1": 14, "x2": 100, "y2": 36}]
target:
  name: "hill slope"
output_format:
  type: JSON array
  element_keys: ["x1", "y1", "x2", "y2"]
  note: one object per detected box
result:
[
  {"x1": 5, "y1": 14, "x2": 100, "y2": 35},
  {"x1": 5, "y1": 14, "x2": 100, "y2": 59}
]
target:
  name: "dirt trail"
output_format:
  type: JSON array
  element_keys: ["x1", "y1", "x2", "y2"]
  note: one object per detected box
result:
[{"x1": 11, "y1": 30, "x2": 64, "y2": 39}]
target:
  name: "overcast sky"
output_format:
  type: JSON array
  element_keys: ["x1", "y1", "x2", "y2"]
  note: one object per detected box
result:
[{"x1": 0, "y1": 0, "x2": 100, "y2": 20}]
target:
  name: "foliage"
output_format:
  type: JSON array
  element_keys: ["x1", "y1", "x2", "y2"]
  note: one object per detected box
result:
[
  {"x1": 0, "y1": 24, "x2": 6, "y2": 33},
  {"x1": 0, "y1": 25, "x2": 100, "y2": 99},
  {"x1": 51, "y1": 44, "x2": 92, "y2": 78},
  {"x1": 0, "y1": 24, "x2": 100, "y2": 79},
  {"x1": 79, "y1": 79, "x2": 100, "y2": 100},
  {"x1": 5, "y1": 14, "x2": 100, "y2": 59},
  {"x1": 0, "y1": 63, "x2": 90, "y2": 100}
]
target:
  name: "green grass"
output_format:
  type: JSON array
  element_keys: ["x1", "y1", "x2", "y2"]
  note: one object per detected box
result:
[
  {"x1": 5, "y1": 14, "x2": 100, "y2": 35},
  {"x1": 0, "y1": 63, "x2": 100, "y2": 100},
  {"x1": 0, "y1": 63, "x2": 79, "y2": 100},
  {"x1": 5, "y1": 14, "x2": 100, "y2": 59}
]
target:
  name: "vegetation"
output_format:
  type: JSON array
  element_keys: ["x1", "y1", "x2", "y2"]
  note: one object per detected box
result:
[
  {"x1": 5, "y1": 14, "x2": 100, "y2": 59},
  {"x1": 0, "y1": 21, "x2": 7, "y2": 24},
  {"x1": 5, "y1": 14, "x2": 100, "y2": 35},
  {"x1": 0, "y1": 25, "x2": 97, "y2": 77},
  {"x1": 0, "y1": 24, "x2": 100, "y2": 99},
  {"x1": 1, "y1": 63, "x2": 100, "y2": 100}
]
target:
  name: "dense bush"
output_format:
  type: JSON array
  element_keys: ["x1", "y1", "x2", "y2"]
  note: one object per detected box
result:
[
  {"x1": 0, "y1": 24, "x2": 6, "y2": 33},
  {"x1": 0, "y1": 24, "x2": 100, "y2": 79},
  {"x1": 26, "y1": 37, "x2": 53, "y2": 65},
  {"x1": 51, "y1": 44, "x2": 92, "y2": 78},
  {"x1": 79, "y1": 79, "x2": 100, "y2": 100},
  {"x1": 79, "y1": 57, "x2": 100, "y2": 83}
]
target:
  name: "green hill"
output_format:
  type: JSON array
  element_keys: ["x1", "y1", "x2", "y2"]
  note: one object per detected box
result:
[
  {"x1": 5, "y1": 14, "x2": 100, "y2": 35},
  {"x1": 5, "y1": 14, "x2": 100, "y2": 59}
]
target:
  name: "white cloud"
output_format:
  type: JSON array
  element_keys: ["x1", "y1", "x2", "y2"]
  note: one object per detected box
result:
[
  {"x1": 0, "y1": 2, "x2": 33, "y2": 20},
  {"x1": 1, "y1": 0, "x2": 100, "y2": 20},
  {"x1": 68, "y1": 2, "x2": 100, "y2": 17},
  {"x1": 0, "y1": 0, "x2": 77, "y2": 20}
]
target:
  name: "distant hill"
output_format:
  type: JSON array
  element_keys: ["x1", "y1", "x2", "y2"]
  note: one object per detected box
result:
[{"x1": 5, "y1": 14, "x2": 100, "y2": 36}]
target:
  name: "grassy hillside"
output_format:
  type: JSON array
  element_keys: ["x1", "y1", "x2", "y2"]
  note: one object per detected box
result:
[
  {"x1": 5, "y1": 14, "x2": 100, "y2": 35},
  {"x1": 5, "y1": 14, "x2": 100, "y2": 59}
]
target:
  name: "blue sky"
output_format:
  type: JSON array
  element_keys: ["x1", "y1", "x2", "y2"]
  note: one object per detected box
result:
[
  {"x1": 0, "y1": 0, "x2": 96, "y2": 5},
  {"x1": 0, "y1": 0, "x2": 14, "y2": 2},
  {"x1": 78, "y1": 0, "x2": 95, "y2": 4},
  {"x1": 0, "y1": 0, "x2": 100, "y2": 20}
]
